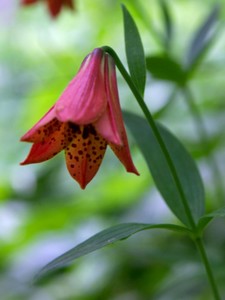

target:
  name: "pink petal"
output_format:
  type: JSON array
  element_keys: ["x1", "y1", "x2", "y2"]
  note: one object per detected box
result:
[
  {"x1": 65, "y1": 125, "x2": 107, "y2": 189},
  {"x1": 94, "y1": 106, "x2": 122, "y2": 145},
  {"x1": 20, "y1": 122, "x2": 68, "y2": 164},
  {"x1": 96, "y1": 54, "x2": 139, "y2": 175},
  {"x1": 94, "y1": 54, "x2": 124, "y2": 145},
  {"x1": 55, "y1": 48, "x2": 107, "y2": 125},
  {"x1": 20, "y1": 106, "x2": 56, "y2": 143}
]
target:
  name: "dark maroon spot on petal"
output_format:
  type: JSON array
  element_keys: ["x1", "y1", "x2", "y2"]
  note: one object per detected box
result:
[
  {"x1": 82, "y1": 127, "x2": 89, "y2": 139},
  {"x1": 75, "y1": 156, "x2": 79, "y2": 162},
  {"x1": 78, "y1": 150, "x2": 83, "y2": 155},
  {"x1": 92, "y1": 151, "x2": 97, "y2": 155},
  {"x1": 89, "y1": 126, "x2": 97, "y2": 136},
  {"x1": 69, "y1": 122, "x2": 80, "y2": 133},
  {"x1": 70, "y1": 164, "x2": 75, "y2": 168},
  {"x1": 67, "y1": 152, "x2": 73, "y2": 159},
  {"x1": 71, "y1": 143, "x2": 76, "y2": 148}
]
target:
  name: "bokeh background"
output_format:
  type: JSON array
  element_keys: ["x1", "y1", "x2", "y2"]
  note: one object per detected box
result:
[{"x1": 1, "y1": 0, "x2": 225, "y2": 299}]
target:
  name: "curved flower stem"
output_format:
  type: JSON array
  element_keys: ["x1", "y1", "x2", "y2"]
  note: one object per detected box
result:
[
  {"x1": 102, "y1": 45, "x2": 196, "y2": 231},
  {"x1": 194, "y1": 237, "x2": 221, "y2": 300},
  {"x1": 183, "y1": 86, "x2": 224, "y2": 203},
  {"x1": 102, "y1": 46, "x2": 221, "y2": 299}
]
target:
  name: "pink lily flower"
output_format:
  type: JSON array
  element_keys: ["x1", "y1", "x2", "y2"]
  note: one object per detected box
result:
[
  {"x1": 20, "y1": 48, "x2": 139, "y2": 189},
  {"x1": 21, "y1": 0, "x2": 74, "y2": 18}
]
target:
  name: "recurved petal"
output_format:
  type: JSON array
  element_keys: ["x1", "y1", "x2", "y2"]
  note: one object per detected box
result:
[
  {"x1": 107, "y1": 55, "x2": 139, "y2": 175},
  {"x1": 65, "y1": 125, "x2": 107, "y2": 189},
  {"x1": 20, "y1": 122, "x2": 68, "y2": 164},
  {"x1": 95, "y1": 54, "x2": 125, "y2": 146},
  {"x1": 97, "y1": 54, "x2": 139, "y2": 175},
  {"x1": 55, "y1": 48, "x2": 107, "y2": 125},
  {"x1": 109, "y1": 133, "x2": 139, "y2": 175},
  {"x1": 20, "y1": 106, "x2": 56, "y2": 143}
]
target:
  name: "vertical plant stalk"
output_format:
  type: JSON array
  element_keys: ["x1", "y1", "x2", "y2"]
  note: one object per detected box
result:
[
  {"x1": 195, "y1": 237, "x2": 221, "y2": 300},
  {"x1": 102, "y1": 46, "x2": 196, "y2": 230},
  {"x1": 102, "y1": 46, "x2": 221, "y2": 299},
  {"x1": 183, "y1": 86, "x2": 224, "y2": 203}
]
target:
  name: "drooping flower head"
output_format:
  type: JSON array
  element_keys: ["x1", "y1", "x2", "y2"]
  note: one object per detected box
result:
[
  {"x1": 21, "y1": 0, "x2": 74, "y2": 18},
  {"x1": 20, "y1": 48, "x2": 139, "y2": 189}
]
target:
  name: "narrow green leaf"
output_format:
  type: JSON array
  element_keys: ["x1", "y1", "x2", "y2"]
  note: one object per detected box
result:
[
  {"x1": 146, "y1": 55, "x2": 186, "y2": 85},
  {"x1": 125, "y1": 1, "x2": 163, "y2": 46},
  {"x1": 122, "y1": 5, "x2": 146, "y2": 96},
  {"x1": 35, "y1": 223, "x2": 190, "y2": 281},
  {"x1": 159, "y1": 0, "x2": 173, "y2": 49},
  {"x1": 185, "y1": 4, "x2": 219, "y2": 69},
  {"x1": 124, "y1": 112, "x2": 205, "y2": 227},
  {"x1": 198, "y1": 206, "x2": 225, "y2": 231}
]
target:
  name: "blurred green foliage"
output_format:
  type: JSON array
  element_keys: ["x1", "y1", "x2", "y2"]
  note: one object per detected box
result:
[{"x1": 1, "y1": 0, "x2": 225, "y2": 299}]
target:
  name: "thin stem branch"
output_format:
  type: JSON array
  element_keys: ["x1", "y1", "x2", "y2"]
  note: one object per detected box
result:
[
  {"x1": 195, "y1": 238, "x2": 221, "y2": 300},
  {"x1": 102, "y1": 45, "x2": 196, "y2": 231}
]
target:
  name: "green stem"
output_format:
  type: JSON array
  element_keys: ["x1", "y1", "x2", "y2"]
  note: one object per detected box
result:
[
  {"x1": 102, "y1": 45, "x2": 196, "y2": 231},
  {"x1": 183, "y1": 86, "x2": 224, "y2": 203},
  {"x1": 103, "y1": 46, "x2": 221, "y2": 298},
  {"x1": 194, "y1": 237, "x2": 221, "y2": 300}
]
